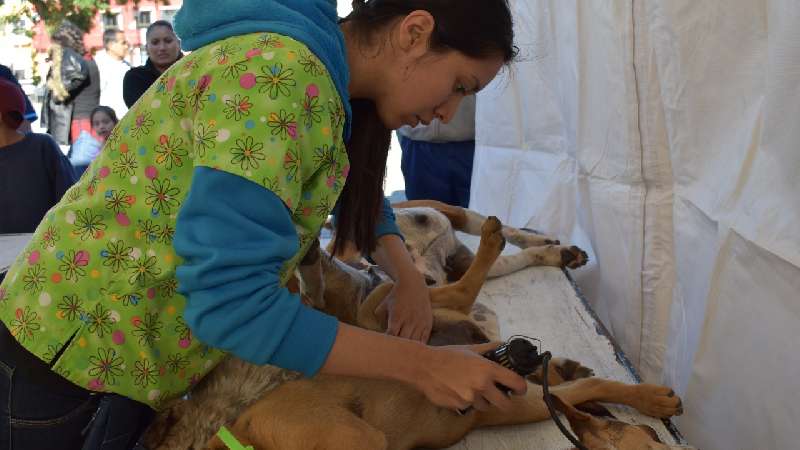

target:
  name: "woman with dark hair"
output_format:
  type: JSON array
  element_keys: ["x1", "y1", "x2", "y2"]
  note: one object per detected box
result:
[
  {"x1": 122, "y1": 20, "x2": 182, "y2": 107},
  {"x1": 0, "y1": 1, "x2": 521, "y2": 448},
  {"x1": 41, "y1": 19, "x2": 101, "y2": 145}
]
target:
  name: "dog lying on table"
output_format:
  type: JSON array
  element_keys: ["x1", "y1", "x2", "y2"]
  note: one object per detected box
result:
[{"x1": 142, "y1": 201, "x2": 682, "y2": 450}]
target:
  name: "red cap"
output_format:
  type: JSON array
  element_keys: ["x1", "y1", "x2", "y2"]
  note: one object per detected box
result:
[{"x1": 0, "y1": 78, "x2": 26, "y2": 128}]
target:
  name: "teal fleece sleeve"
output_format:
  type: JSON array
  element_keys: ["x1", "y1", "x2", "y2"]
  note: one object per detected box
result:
[{"x1": 174, "y1": 166, "x2": 338, "y2": 376}]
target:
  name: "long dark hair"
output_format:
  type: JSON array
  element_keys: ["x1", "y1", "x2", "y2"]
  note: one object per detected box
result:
[
  {"x1": 333, "y1": 0, "x2": 516, "y2": 255},
  {"x1": 52, "y1": 20, "x2": 86, "y2": 55}
]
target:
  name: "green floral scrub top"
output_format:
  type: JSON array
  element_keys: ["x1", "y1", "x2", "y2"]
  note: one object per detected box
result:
[{"x1": 0, "y1": 32, "x2": 349, "y2": 410}]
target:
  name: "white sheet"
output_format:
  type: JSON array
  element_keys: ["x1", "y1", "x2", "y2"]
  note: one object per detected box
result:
[{"x1": 471, "y1": 0, "x2": 800, "y2": 448}]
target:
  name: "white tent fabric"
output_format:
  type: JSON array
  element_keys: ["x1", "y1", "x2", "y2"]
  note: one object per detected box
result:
[{"x1": 470, "y1": 1, "x2": 800, "y2": 448}]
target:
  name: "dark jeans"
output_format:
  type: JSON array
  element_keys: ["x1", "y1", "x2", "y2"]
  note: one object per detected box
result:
[
  {"x1": 0, "y1": 323, "x2": 154, "y2": 450},
  {"x1": 399, "y1": 135, "x2": 475, "y2": 208}
]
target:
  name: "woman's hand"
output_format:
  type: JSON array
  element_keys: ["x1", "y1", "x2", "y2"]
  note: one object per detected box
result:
[
  {"x1": 384, "y1": 271, "x2": 433, "y2": 342},
  {"x1": 370, "y1": 233, "x2": 433, "y2": 343},
  {"x1": 412, "y1": 342, "x2": 528, "y2": 412}
]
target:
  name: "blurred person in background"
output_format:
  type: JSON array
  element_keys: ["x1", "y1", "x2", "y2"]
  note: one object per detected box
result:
[
  {"x1": 68, "y1": 105, "x2": 118, "y2": 176},
  {"x1": 95, "y1": 28, "x2": 131, "y2": 117},
  {"x1": 41, "y1": 20, "x2": 101, "y2": 145},
  {"x1": 0, "y1": 78, "x2": 76, "y2": 234},
  {"x1": 123, "y1": 20, "x2": 182, "y2": 107},
  {"x1": 0, "y1": 64, "x2": 39, "y2": 132},
  {"x1": 397, "y1": 94, "x2": 476, "y2": 207}
]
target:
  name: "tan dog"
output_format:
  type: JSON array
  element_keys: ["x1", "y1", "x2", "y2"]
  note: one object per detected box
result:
[{"x1": 142, "y1": 206, "x2": 680, "y2": 450}]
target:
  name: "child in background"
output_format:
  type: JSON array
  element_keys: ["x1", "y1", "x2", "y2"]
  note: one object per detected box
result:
[
  {"x1": 68, "y1": 105, "x2": 118, "y2": 176},
  {"x1": 0, "y1": 78, "x2": 76, "y2": 234}
]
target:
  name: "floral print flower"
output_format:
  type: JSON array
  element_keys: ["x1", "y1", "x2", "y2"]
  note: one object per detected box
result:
[
  {"x1": 130, "y1": 111, "x2": 155, "y2": 139},
  {"x1": 133, "y1": 312, "x2": 163, "y2": 347},
  {"x1": 43, "y1": 343, "x2": 63, "y2": 361},
  {"x1": 283, "y1": 146, "x2": 301, "y2": 181},
  {"x1": 158, "y1": 223, "x2": 175, "y2": 245},
  {"x1": 169, "y1": 93, "x2": 186, "y2": 117},
  {"x1": 132, "y1": 358, "x2": 158, "y2": 388},
  {"x1": 315, "y1": 195, "x2": 332, "y2": 218},
  {"x1": 88, "y1": 348, "x2": 124, "y2": 385},
  {"x1": 224, "y1": 94, "x2": 253, "y2": 121},
  {"x1": 256, "y1": 33, "x2": 283, "y2": 49},
  {"x1": 59, "y1": 249, "x2": 89, "y2": 282},
  {"x1": 23, "y1": 265, "x2": 46, "y2": 294},
  {"x1": 119, "y1": 292, "x2": 143, "y2": 307},
  {"x1": 106, "y1": 125, "x2": 121, "y2": 147},
  {"x1": 58, "y1": 294, "x2": 84, "y2": 321},
  {"x1": 174, "y1": 316, "x2": 192, "y2": 342},
  {"x1": 65, "y1": 185, "x2": 82, "y2": 203},
  {"x1": 256, "y1": 63, "x2": 296, "y2": 99},
  {"x1": 105, "y1": 189, "x2": 132, "y2": 214},
  {"x1": 313, "y1": 145, "x2": 338, "y2": 176},
  {"x1": 166, "y1": 353, "x2": 190, "y2": 374},
  {"x1": 194, "y1": 123, "x2": 218, "y2": 158},
  {"x1": 137, "y1": 219, "x2": 161, "y2": 243},
  {"x1": 267, "y1": 109, "x2": 297, "y2": 141},
  {"x1": 128, "y1": 254, "x2": 161, "y2": 287},
  {"x1": 103, "y1": 240, "x2": 133, "y2": 273},
  {"x1": 86, "y1": 303, "x2": 114, "y2": 337},
  {"x1": 298, "y1": 50, "x2": 324, "y2": 76},
  {"x1": 41, "y1": 225, "x2": 61, "y2": 249},
  {"x1": 113, "y1": 152, "x2": 138, "y2": 177},
  {"x1": 155, "y1": 135, "x2": 188, "y2": 170},
  {"x1": 74, "y1": 208, "x2": 107, "y2": 240},
  {"x1": 10, "y1": 306, "x2": 41, "y2": 343},
  {"x1": 328, "y1": 98, "x2": 346, "y2": 130},
  {"x1": 221, "y1": 59, "x2": 248, "y2": 80},
  {"x1": 212, "y1": 43, "x2": 240, "y2": 64},
  {"x1": 188, "y1": 74, "x2": 213, "y2": 112},
  {"x1": 158, "y1": 277, "x2": 179, "y2": 298},
  {"x1": 301, "y1": 93, "x2": 323, "y2": 130},
  {"x1": 230, "y1": 136, "x2": 265, "y2": 171},
  {"x1": 145, "y1": 178, "x2": 180, "y2": 215}
]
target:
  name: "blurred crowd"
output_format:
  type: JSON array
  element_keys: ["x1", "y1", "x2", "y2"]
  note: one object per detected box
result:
[{"x1": 0, "y1": 19, "x2": 183, "y2": 234}]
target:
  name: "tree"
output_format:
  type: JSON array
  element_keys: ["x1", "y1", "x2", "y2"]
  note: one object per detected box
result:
[{"x1": 3, "y1": 1, "x2": 170, "y2": 33}]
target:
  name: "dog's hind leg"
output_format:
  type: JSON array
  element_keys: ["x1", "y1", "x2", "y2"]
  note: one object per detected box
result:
[
  {"x1": 475, "y1": 378, "x2": 683, "y2": 429},
  {"x1": 487, "y1": 244, "x2": 590, "y2": 277},
  {"x1": 428, "y1": 216, "x2": 506, "y2": 314},
  {"x1": 358, "y1": 216, "x2": 506, "y2": 329}
]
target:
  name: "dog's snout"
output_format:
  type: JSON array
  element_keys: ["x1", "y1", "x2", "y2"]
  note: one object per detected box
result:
[{"x1": 424, "y1": 276, "x2": 437, "y2": 286}]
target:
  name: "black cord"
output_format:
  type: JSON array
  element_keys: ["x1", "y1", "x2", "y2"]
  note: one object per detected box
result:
[{"x1": 541, "y1": 351, "x2": 589, "y2": 450}]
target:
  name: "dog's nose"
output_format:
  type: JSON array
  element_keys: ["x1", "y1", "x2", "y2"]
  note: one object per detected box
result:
[{"x1": 424, "y1": 276, "x2": 437, "y2": 286}]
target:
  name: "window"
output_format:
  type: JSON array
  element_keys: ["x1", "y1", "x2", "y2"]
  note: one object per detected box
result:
[
  {"x1": 136, "y1": 11, "x2": 152, "y2": 28},
  {"x1": 102, "y1": 12, "x2": 120, "y2": 29},
  {"x1": 159, "y1": 9, "x2": 178, "y2": 24}
]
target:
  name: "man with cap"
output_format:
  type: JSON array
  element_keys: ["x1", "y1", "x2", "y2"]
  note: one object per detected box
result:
[{"x1": 0, "y1": 78, "x2": 76, "y2": 234}]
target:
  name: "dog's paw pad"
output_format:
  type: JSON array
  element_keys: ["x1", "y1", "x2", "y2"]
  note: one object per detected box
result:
[{"x1": 561, "y1": 246, "x2": 589, "y2": 269}]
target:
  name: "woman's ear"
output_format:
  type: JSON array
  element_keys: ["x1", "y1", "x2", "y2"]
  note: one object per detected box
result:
[{"x1": 395, "y1": 10, "x2": 436, "y2": 59}]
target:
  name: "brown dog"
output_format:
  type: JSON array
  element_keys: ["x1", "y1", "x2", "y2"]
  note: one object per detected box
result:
[{"x1": 142, "y1": 207, "x2": 680, "y2": 450}]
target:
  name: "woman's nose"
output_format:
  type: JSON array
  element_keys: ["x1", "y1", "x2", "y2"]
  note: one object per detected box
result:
[{"x1": 434, "y1": 95, "x2": 465, "y2": 124}]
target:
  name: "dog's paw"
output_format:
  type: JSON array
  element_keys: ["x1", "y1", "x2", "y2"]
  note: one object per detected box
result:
[
  {"x1": 560, "y1": 245, "x2": 589, "y2": 269},
  {"x1": 631, "y1": 384, "x2": 684, "y2": 418},
  {"x1": 481, "y1": 216, "x2": 506, "y2": 254},
  {"x1": 528, "y1": 357, "x2": 594, "y2": 385}
]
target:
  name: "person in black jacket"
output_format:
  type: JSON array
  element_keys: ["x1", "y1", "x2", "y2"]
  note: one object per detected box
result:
[
  {"x1": 123, "y1": 20, "x2": 182, "y2": 108},
  {"x1": 41, "y1": 20, "x2": 100, "y2": 146}
]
